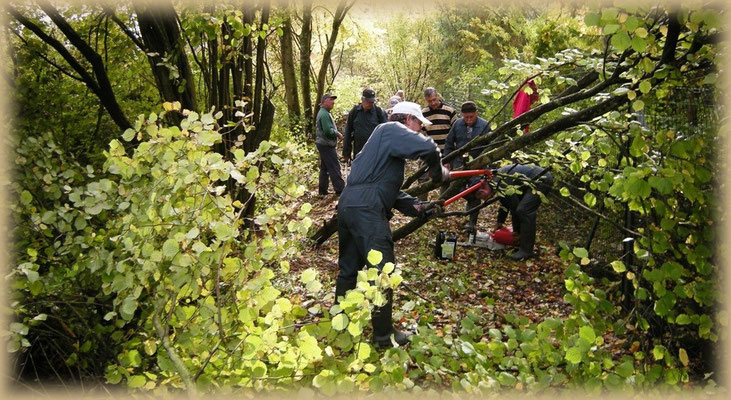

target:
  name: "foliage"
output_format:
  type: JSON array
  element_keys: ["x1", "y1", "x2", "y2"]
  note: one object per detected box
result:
[
  {"x1": 5, "y1": 0, "x2": 724, "y2": 397},
  {"x1": 7, "y1": 104, "x2": 316, "y2": 391}
]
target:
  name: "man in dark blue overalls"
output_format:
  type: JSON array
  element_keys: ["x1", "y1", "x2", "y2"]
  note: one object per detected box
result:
[
  {"x1": 336, "y1": 101, "x2": 449, "y2": 347},
  {"x1": 494, "y1": 163, "x2": 554, "y2": 261}
]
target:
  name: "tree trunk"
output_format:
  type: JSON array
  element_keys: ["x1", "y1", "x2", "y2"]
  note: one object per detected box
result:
[
  {"x1": 299, "y1": 1, "x2": 314, "y2": 136},
  {"x1": 252, "y1": 3, "x2": 271, "y2": 124},
  {"x1": 280, "y1": 11, "x2": 301, "y2": 127},
  {"x1": 242, "y1": 6, "x2": 255, "y2": 114},
  {"x1": 135, "y1": 0, "x2": 198, "y2": 112},
  {"x1": 312, "y1": 1, "x2": 352, "y2": 124}
]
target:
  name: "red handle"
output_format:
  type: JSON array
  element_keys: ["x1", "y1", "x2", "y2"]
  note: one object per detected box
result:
[
  {"x1": 443, "y1": 179, "x2": 485, "y2": 206},
  {"x1": 448, "y1": 169, "x2": 493, "y2": 179}
]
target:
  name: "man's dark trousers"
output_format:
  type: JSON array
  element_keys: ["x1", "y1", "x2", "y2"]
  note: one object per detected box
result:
[
  {"x1": 336, "y1": 206, "x2": 394, "y2": 296},
  {"x1": 317, "y1": 144, "x2": 345, "y2": 195},
  {"x1": 505, "y1": 174, "x2": 553, "y2": 254},
  {"x1": 336, "y1": 205, "x2": 395, "y2": 338}
]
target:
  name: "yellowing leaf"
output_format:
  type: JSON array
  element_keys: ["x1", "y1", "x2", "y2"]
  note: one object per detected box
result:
[
  {"x1": 679, "y1": 348, "x2": 689, "y2": 366},
  {"x1": 357, "y1": 343, "x2": 372, "y2": 360},
  {"x1": 332, "y1": 313, "x2": 349, "y2": 331},
  {"x1": 366, "y1": 249, "x2": 383, "y2": 266},
  {"x1": 301, "y1": 268, "x2": 317, "y2": 284}
]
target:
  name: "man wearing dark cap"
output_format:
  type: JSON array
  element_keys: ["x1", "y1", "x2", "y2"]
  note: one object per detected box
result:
[
  {"x1": 315, "y1": 93, "x2": 345, "y2": 196},
  {"x1": 343, "y1": 88, "x2": 388, "y2": 162},
  {"x1": 443, "y1": 101, "x2": 491, "y2": 232}
]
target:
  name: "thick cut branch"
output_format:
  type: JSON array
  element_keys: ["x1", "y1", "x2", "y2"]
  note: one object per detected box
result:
[
  {"x1": 402, "y1": 66, "x2": 623, "y2": 190},
  {"x1": 390, "y1": 94, "x2": 628, "y2": 241}
]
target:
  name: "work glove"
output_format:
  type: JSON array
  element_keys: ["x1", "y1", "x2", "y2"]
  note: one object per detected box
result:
[
  {"x1": 429, "y1": 165, "x2": 451, "y2": 184},
  {"x1": 415, "y1": 200, "x2": 444, "y2": 219}
]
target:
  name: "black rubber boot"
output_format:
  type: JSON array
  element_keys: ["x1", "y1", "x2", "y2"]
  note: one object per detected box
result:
[
  {"x1": 509, "y1": 249, "x2": 534, "y2": 261},
  {"x1": 371, "y1": 289, "x2": 412, "y2": 347}
]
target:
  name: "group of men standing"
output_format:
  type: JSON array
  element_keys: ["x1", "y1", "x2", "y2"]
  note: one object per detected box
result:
[{"x1": 314, "y1": 85, "x2": 552, "y2": 347}]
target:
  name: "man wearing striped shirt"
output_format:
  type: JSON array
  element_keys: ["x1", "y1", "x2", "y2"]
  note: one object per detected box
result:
[
  {"x1": 416, "y1": 87, "x2": 457, "y2": 198},
  {"x1": 421, "y1": 87, "x2": 457, "y2": 150}
]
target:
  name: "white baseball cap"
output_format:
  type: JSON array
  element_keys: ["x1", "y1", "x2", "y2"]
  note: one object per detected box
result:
[{"x1": 391, "y1": 101, "x2": 432, "y2": 125}]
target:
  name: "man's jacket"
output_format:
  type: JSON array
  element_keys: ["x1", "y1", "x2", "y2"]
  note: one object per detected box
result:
[
  {"x1": 339, "y1": 122, "x2": 441, "y2": 216},
  {"x1": 443, "y1": 116, "x2": 490, "y2": 168},
  {"x1": 315, "y1": 107, "x2": 338, "y2": 147},
  {"x1": 343, "y1": 104, "x2": 387, "y2": 159}
]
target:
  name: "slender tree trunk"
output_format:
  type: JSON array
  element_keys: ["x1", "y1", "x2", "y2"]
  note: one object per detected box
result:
[
  {"x1": 252, "y1": 3, "x2": 270, "y2": 124},
  {"x1": 242, "y1": 6, "x2": 255, "y2": 115},
  {"x1": 280, "y1": 11, "x2": 301, "y2": 127},
  {"x1": 299, "y1": 1, "x2": 314, "y2": 136},
  {"x1": 313, "y1": 1, "x2": 352, "y2": 124}
]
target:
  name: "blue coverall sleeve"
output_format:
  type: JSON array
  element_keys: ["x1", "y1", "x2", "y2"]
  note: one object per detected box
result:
[{"x1": 393, "y1": 191, "x2": 421, "y2": 217}]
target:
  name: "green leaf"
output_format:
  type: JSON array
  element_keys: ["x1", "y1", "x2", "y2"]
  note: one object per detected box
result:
[
  {"x1": 632, "y1": 100, "x2": 645, "y2": 112},
  {"x1": 332, "y1": 313, "x2": 349, "y2": 331},
  {"x1": 122, "y1": 128, "x2": 136, "y2": 141},
  {"x1": 629, "y1": 133, "x2": 646, "y2": 157},
  {"x1": 10, "y1": 322, "x2": 29, "y2": 335},
  {"x1": 560, "y1": 187, "x2": 570, "y2": 197},
  {"x1": 584, "y1": 13, "x2": 600, "y2": 26},
  {"x1": 611, "y1": 30, "x2": 632, "y2": 51},
  {"x1": 579, "y1": 325, "x2": 596, "y2": 344},
  {"x1": 105, "y1": 367, "x2": 122, "y2": 384},
  {"x1": 652, "y1": 345, "x2": 665, "y2": 360},
  {"x1": 127, "y1": 350, "x2": 142, "y2": 367},
  {"x1": 162, "y1": 239, "x2": 179, "y2": 258},
  {"x1": 357, "y1": 343, "x2": 372, "y2": 360},
  {"x1": 583, "y1": 192, "x2": 597, "y2": 208},
  {"x1": 566, "y1": 347, "x2": 583, "y2": 364},
  {"x1": 616, "y1": 360, "x2": 634, "y2": 378},
  {"x1": 639, "y1": 80, "x2": 652, "y2": 94},
  {"x1": 648, "y1": 176, "x2": 673, "y2": 195},
  {"x1": 127, "y1": 375, "x2": 146, "y2": 389},
  {"x1": 498, "y1": 371, "x2": 517, "y2": 386},
  {"x1": 144, "y1": 339, "x2": 157, "y2": 356},
  {"x1": 624, "y1": 15, "x2": 640, "y2": 31},
  {"x1": 573, "y1": 247, "x2": 589, "y2": 258},
  {"x1": 611, "y1": 260, "x2": 626, "y2": 273},
  {"x1": 185, "y1": 227, "x2": 200, "y2": 240},
  {"x1": 301, "y1": 268, "x2": 317, "y2": 284},
  {"x1": 20, "y1": 190, "x2": 33, "y2": 206},
  {"x1": 121, "y1": 297, "x2": 137, "y2": 317},
  {"x1": 631, "y1": 36, "x2": 647, "y2": 52},
  {"x1": 201, "y1": 113, "x2": 214, "y2": 125},
  {"x1": 366, "y1": 249, "x2": 383, "y2": 266}
]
